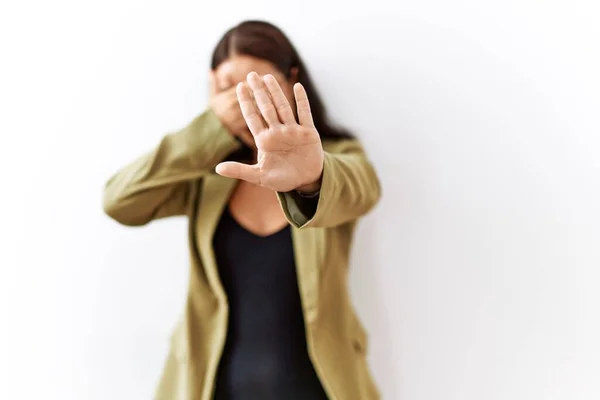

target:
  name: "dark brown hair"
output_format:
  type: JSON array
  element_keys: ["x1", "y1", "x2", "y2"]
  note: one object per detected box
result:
[{"x1": 211, "y1": 20, "x2": 353, "y2": 141}]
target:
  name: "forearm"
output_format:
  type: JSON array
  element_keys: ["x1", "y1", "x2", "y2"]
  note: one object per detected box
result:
[
  {"x1": 103, "y1": 109, "x2": 240, "y2": 225},
  {"x1": 278, "y1": 141, "x2": 381, "y2": 228}
]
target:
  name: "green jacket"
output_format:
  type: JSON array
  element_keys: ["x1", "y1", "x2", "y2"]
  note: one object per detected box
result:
[{"x1": 103, "y1": 109, "x2": 381, "y2": 400}]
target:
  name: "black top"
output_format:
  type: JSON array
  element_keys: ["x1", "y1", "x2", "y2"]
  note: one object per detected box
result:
[{"x1": 212, "y1": 208, "x2": 328, "y2": 400}]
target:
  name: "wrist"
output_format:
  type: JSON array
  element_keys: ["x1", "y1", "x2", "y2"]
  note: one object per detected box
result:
[{"x1": 296, "y1": 180, "x2": 321, "y2": 195}]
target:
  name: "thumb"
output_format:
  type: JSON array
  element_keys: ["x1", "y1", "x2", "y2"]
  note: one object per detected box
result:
[{"x1": 215, "y1": 162, "x2": 261, "y2": 184}]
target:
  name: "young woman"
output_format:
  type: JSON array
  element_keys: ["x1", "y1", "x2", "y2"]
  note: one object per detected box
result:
[{"x1": 103, "y1": 20, "x2": 381, "y2": 400}]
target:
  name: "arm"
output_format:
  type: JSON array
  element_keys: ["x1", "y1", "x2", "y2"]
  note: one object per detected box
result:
[
  {"x1": 213, "y1": 74, "x2": 381, "y2": 227},
  {"x1": 277, "y1": 140, "x2": 381, "y2": 228},
  {"x1": 103, "y1": 109, "x2": 241, "y2": 226}
]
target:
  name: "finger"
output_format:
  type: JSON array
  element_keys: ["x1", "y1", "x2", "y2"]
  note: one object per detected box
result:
[
  {"x1": 264, "y1": 74, "x2": 296, "y2": 125},
  {"x1": 209, "y1": 71, "x2": 218, "y2": 98},
  {"x1": 225, "y1": 86, "x2": 241, "y2": 107},
  {"x1": 215, "y1": 161, "x2": 261, "y2": 184},
  {"x1": 293, "y1": 83, "x2": 315, "y2": 128},
  {"x1": 236, "y1": 82, "x2": 266, "y2": 136},
  {"x1": 246, "y1": 72, "x2": 281, "y2": 127}
]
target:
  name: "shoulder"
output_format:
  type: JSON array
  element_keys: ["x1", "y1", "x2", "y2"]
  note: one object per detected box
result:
[{"x1": 322, "y1": 138, "x2": 366, "y2": 155}]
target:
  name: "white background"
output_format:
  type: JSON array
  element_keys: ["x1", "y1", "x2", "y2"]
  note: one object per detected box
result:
[{"x1": 1, "y1": 1, "x2": 599, "y2": 399}]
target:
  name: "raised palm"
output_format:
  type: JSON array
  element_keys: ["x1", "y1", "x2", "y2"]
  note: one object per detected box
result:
[{"x1": 215, "y1": 72, "x2": 324, "y2": 193}]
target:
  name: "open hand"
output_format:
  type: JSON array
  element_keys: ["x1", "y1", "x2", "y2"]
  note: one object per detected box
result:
[{"x1": 215, "y1": 72, "x2": 324, "y2": 193}]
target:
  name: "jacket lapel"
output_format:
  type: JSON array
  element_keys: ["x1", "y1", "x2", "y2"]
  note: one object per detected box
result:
[
  {"x1": 291, "y1": 225, "x2": 324, "y2": 324},
  {"x1": 195, "y1": 174, "x2": 237, "y2": 299}
]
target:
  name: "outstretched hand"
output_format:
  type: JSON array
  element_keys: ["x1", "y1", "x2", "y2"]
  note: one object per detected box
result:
[{"x1": 215, "y1": 72, "x2": 324, "y2": 193}]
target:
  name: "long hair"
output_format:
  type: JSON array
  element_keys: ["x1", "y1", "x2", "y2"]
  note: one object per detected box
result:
[{"x1": 211, "y1": 20, "x2": 353, "y2": 141}]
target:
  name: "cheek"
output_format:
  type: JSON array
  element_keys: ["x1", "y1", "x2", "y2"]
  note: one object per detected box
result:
[
  {"x1": 281, "y1": 84, "x2": 296, "y2": 109},
  {"x1": 269, "y1": 75, "x2": 295, "y2": 107}
]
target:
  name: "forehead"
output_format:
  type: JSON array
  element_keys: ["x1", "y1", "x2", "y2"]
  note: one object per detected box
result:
[{"x1": 214, "y1": 54, "x2": 281, "y2": 80}]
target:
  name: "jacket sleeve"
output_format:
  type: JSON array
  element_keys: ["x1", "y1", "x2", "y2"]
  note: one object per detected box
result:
[
  {"x1": 277, "y1": 140, "x2": 381, "y2": 228},
  {"x1": 103, "y1": 109, "x2": 240, "y2": 226}
]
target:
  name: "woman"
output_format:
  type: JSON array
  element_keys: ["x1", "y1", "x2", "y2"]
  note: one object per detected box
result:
[{"x1": 103, "y1": 20, "x2": 381, "y2": 400}]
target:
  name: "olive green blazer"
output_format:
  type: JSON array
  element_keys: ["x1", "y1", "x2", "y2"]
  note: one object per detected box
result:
[{"x1": 103, "y1": 109, "x2": 382, "y2": 400}]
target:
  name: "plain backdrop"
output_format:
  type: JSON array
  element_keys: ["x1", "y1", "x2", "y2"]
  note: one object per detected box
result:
[{"x1": 1, "y1": 1, "x2": 599, "y2": 399}]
